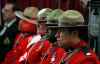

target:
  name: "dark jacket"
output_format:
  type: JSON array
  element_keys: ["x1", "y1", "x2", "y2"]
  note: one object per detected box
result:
[{"x1": 0, "y1": 19, "x2": 19, "y2": 61}]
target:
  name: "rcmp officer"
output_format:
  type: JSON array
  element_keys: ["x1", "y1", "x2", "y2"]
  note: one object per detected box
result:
[
  {"x1": 22, "y1": 8, "x2": 65, "y2": 64},
  {"x1": 20, "y1": 8, "x2": 51, "y2": 64},
  {"x1": 35, "y1": 9, "x2": 66, "y2": 64},
  {"x1": 17, "y1": 8, "x2": 54, "y2": 64},
  {"x1": 2, "y1": 7, "x2": 39, "y2": 64},
  {"x1": 58, "y1": 10, "x2": 100, "y2": 64}
]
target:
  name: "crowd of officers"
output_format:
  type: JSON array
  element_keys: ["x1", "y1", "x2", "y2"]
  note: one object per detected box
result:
[{"x1": 0, "y1": 3, "x2": 100, "y2": 64}]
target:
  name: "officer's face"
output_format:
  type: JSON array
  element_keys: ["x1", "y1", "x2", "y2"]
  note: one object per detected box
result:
[
  {"x1": 60, "y1": 32, "x2": 71, "y2": 48},
  {"x1": 60, "y1": 31, "x2": 80, "y2": 48},
  {"x1": 37, "y1": 22, "x2": 47, "y2": 35},
  {"x1": 68, "y1": 31, "x2": 80, "y2": 45}
]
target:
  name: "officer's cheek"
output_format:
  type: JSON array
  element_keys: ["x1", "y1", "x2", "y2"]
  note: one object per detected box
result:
[{"x1": 62, "y1": 38, "x2": 69, "y2": 45}]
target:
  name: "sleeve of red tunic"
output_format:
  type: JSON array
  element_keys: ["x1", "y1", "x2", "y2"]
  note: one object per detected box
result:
[
  {"x1": 3, "y1": 34, "x2": 32, "y2": 64},
  {"x1": 69, "y1": 50, "x2": 100, "y2": 64},
  {"x1": 40, "y1": 48, "x2": 66, "y2": 64},
  {"x1": 54, "y1": 48, "x2": 66, "y2": 64},
  {"x1": 80, "y1": 50, "x2": 100, "y2": 64}
]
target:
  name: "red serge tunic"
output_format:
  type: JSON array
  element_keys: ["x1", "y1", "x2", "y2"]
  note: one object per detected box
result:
[
  {"x1": 40, "y1": 47, "x2": 66, "y2": 64},
  {"x1": 3, "y1": 33, "x2": 32, "y2": 64},
  {"x1": 27, "y1": 40, "x2": 52, "y2": 64},
  {"x1": 66, "y1": 40, "x2": 100, "y2": 64}
]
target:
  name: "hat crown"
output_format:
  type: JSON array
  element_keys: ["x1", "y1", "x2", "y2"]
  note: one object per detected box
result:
[
  {"x1": 59, "y1": 10, "x2": 84, "y2": 26},
  {"x1": 47, "y1": 9, "x2": 64, "y2": 21},
  {"x1": 63, "y1": 10, "x2": 82, "y2": 19},
  {"x1": 37, "y1": 8, "x2": 52, "y2": 17},
  {"x1": 37, "y1": 8, "x2": 52, "y2": 21},
  {"x1": 23, "y1": 7, "x2": 39, "y2": 18}
]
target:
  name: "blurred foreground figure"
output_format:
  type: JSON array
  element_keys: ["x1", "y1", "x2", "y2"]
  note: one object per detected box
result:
[
  {"x1": 2, "y1": 20, "x2": 37, "y2": 64},
  {"x1": 2, "y1": 7, "x2": 39, "y2": 64},
  {"x1": 16, "y1": 8, "x2": 57, "y2": 64}
]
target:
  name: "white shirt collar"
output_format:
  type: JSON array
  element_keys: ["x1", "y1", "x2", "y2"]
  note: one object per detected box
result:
[{"x1": 0, "y1": 18, "x2": 16, "y2": 36}]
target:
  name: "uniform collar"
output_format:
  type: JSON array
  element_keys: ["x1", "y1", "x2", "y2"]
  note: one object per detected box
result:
[{"x1": 71, "y1": 40, "x2": 87, "y2": 49}]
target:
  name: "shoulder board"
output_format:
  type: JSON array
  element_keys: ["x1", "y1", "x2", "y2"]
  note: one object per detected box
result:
[{"x1": 81, "y1": 46, "x2": 91, "y2": 56}]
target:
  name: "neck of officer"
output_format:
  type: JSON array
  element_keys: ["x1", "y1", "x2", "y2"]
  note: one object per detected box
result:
[
  {"x1": 69, "y1": 37, "x2": 81, "y2": 50},
  {"x1": 64, "y1": 37, "x2": 81, "y2": 50},
  {"x1": 52, "y1": 42, "x2": 58, "y2": 47},
  {"x1": 72, "y1": 37, "x2": 81, "y2": 46},
  {"x1": 5, "y1": 15, "x2": 16, "y2": 23}
]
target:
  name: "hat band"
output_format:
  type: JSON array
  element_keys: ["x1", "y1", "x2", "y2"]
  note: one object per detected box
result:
[{"x1": 24, "y1": 15, "x2": 37, "y2": 20}]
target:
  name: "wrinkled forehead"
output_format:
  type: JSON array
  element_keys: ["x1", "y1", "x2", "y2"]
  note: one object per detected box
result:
[{"x1": 60, "y1": 31, "x2": 71, "y2": 38}]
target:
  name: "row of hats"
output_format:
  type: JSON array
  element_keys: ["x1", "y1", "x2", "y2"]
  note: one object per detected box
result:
[{"x1": 15, "y1": 7, "x2": 85, "y2": 27}]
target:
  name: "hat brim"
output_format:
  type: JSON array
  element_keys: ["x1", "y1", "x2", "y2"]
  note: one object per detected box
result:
[
  {"x1": 38, "y1": 20, "x2": 47, "y2": 23},
  {"x1": 46, "y1": 23, "x2": 58, "y2": 26},
  {"x1": 15, "y1": 11, "x2": 37, "y2": 24},
  {"x1": 47, "y1": 25, "x2": 88, "y2": 30}
]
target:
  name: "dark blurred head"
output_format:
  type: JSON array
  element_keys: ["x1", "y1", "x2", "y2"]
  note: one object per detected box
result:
[
  {"x1": 2, "y1": 3, "x2": 18, "y2": 21},
  {"x1": 19, "y1": 20, "x2": 37, "y2": 35}
]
